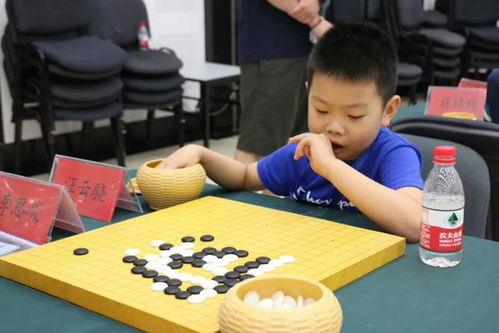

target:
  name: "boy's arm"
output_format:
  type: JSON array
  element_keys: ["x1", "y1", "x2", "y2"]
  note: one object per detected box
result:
[
  {"x1": 291, "y1": 133, "x2": 422, "y2": 242},
  {"x1": 156, "y1": 144, "x2": 264, "y2": 191}
]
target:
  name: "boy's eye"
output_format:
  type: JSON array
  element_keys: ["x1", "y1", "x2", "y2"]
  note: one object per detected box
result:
[
  {"x1": 316, "y1": 109, "x2": 328, "y2": 114},
  {"x1": 348, "y1": 115, "x2": 364, "y2": 119}
]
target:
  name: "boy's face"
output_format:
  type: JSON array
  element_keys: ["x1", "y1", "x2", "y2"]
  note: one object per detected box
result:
[{"x1": 307, "y1": 72, "x2": 400, "y2": 161}]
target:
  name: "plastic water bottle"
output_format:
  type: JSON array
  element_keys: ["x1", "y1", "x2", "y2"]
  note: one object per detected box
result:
[
  {"x1": 138, "y1": 21, "x2": 150, "y2": 50},
  {"x1": 419, "y1": 146, "x2": 464, "y2": 267}
]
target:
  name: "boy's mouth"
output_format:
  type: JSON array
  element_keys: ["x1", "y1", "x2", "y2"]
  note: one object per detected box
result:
[{"x1": 331, "y1": 141, "x2": 344, "y2": 154}]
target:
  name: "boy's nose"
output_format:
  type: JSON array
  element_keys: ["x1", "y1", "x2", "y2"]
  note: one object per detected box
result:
[{"x1": 326, "y1": 120, "x2": 345, "y2": 136}]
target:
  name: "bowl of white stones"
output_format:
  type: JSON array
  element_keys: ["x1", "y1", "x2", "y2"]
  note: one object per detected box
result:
[{"x1": 218, "y1": 275, "x2": 342, "y2": 333}]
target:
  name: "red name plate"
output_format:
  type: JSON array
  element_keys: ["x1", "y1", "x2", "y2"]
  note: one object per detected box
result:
[
  {"x1": 0, "y1": 172, "x2": 62, "y2": 244},
  {"x1": 425, "y1": 86, "x2": 486, "y2": 120},
  {"x1": 50, "y1": 156, "x2": 125, "y2": 222},
  {"x1": 458, "y1": 78, "x2": 487, "y2": 89}
]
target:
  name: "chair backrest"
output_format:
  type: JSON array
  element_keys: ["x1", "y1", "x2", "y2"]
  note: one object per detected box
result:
[
  {"x1": 401, "y1": 134, "x2": 490, "y2": 238},
  {"x1": 325, "y1": 0, "x2": 366, "y2": 22},
  {"x1": 87, "y1": 0, "x2": 149, "y2": 48},
  {"x1": 452, "y1": 0, "x2": 499, "y2": 27},
  {"x1": 6, "y1": 0, "x2": 91, "y2": 38},
  {"x1": 391, "y1": 115, "x2": 499, "y2": 240},
  {"x1": 394, "y1": 0, "x2": 425, "y2": 30}
]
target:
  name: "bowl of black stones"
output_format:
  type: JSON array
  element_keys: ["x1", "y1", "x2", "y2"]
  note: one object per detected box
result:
[
  {"x1": 218, "y1": 275, "x2": 343, "y2": 333},
  {"x1": 136, "y1": 159, "x2": 206, "y2": 210}
]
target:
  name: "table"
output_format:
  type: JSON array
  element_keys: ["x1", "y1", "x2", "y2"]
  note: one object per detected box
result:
[
  {"x1": 181, "y1": 62, "x2": 240, "y2": 148},
  {"x1": 1, "y1": 183, "x2": 499, "y2": 332}
]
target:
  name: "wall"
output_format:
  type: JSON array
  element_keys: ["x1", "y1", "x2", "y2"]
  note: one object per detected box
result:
[{"x1": 0, "y1": 0, "x2": 205, "y2": 144}]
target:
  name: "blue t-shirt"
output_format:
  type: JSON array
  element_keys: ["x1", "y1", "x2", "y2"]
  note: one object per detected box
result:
[
  {"x1": 238, "y1": 0, "x2": 313, "y2": 63},
  {"x1": 257, "y1": 127, "x2": 424, "y2": 213}
]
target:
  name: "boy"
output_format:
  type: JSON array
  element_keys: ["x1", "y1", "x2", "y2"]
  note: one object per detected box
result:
[{"x1": 158, "y1": 23, "x2": 423, "y2": 242}]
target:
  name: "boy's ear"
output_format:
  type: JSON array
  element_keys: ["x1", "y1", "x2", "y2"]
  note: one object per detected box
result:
[{"x1": 381, "y1": 95, "x2": 401, "y2": 127}]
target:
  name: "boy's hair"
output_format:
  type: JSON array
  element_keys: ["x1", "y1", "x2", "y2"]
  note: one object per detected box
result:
[{"x1": 307, "y1": 22, "x2": 398, "y2": 105}]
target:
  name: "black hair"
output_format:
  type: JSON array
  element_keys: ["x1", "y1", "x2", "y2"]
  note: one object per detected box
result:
[{"x1": 307, "y1": 22, "x2": 398, "y2": 105}]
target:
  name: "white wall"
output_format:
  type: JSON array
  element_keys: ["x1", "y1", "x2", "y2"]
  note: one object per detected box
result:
[{"x1": 0, "y1": 0, "x2": 205, "y2": 144}]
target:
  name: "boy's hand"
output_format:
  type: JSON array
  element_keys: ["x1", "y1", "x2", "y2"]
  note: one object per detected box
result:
[
  {"x1": 156, "y1": 144, "x2": 203, "y2": 169},
  {"x1": 289, "y1": 133, "x2": 338, "y2": 178}
]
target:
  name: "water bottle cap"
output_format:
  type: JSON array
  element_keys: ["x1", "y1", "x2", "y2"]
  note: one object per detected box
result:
[
  {"x1": 433, "y1": 145, "x2": 456, "y2": 164},
  {"x1": 139, "y1": 21, "x2": 146, "y2": 27}
]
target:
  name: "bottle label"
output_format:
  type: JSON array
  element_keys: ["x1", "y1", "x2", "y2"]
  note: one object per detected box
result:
[{"x1": 420, "y1": 207, "x2": 464, "y2": 252}]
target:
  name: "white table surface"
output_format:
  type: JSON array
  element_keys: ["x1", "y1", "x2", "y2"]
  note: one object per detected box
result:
[{"x1": 180, "y1": 62, "x2": 240, "y2": 82}]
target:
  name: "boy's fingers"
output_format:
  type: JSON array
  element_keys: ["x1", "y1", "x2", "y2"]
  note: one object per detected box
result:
[{"x1": 289, "y1": 133, "x2": 310, "y2": 142}]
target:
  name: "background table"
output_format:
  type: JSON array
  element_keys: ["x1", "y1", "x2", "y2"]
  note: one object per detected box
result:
[{"x1": 1, "y1": 183, "x2": 498, "y2": 332}]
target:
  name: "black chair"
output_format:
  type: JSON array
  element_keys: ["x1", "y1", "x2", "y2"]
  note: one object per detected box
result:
[
  {"x1": 87, "y1": 0, "x2": 185, "y2": 148},
  {"x1": 2, "y1": 0, "x2": 128, "y2": 172},
  {"x1": 447, "y1": 0, "x2": 499, "y2": 75},
  {"x1": 387, "y1": 0, "x2": 465, "y2": 83},
  {"x1": 391, "y1": 116, "x2": 499, "y2": 240},
  {"x1": 401, "y1": 134, "x2": 490, "y2": 238}
]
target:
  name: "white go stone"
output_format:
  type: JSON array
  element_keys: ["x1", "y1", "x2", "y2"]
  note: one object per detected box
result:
[
  {"x1": 180, "y1": 249, "x2": 194, "y2": 257},
  {"x1": 203, "y1": 255, "x2": 218, "y2": 263},
  {"x1": 259, "y1": 264, "x2": 274, "y2": 273},
  {"x1": 124, "y1": 248, "x2": 140, "y2": 256},
  {"x1": 213, "y1": 259, "x2": 229, "y2": 267},
  {"x1": 283, "y1": 295, "x2": 297, "y2": 309},
  {"x1": 200, "y1": 289, "x2": 218, "y2": 298},
  {"x1": 157, "y1": 257, "x2": 172, "y2": 265},
  {"x1": 150, "y1": 282, "x2": 168, "y2": 291},
  {"x1": 190, "y1": 275, "x2": 207, "y2": 285},
  {"x1": 296, "y1": 295, "x2": 304, "y2": 308},
  {"x1": 243, "y1": 290, "x2": 260, "y2": 306},
  {"x1": 247, "y1": 268, "x2": 264, "y2": 277},
  {"x1": 279, "y1": 255, "x2": 295, "y2": 263},
  {"x1": 304, "y1": 298, "x2": 316, "y2": 306},
  {"x1": 159, "y1": 250, "x2": 172, "y2": 258},
  {"x1": 269, "y1": 259, "x2": 284, "y2": 267},
  {"x1": 201, "y1": 279, "x2": 219, "y2": 289},
  {"x1": 144, "y1": 254, "x2": 160, "y2": 262},
  {"x1": 223, "y1": 254, "x2": 238, "y2": 262},
  {"x1": 187, "y1": 294, "x2": 205, "y2": 304},
  {"x1": 180, "y1": 242, "x2": 195, "y2": 249},
  {"x1": 271, "y1": 291, "x2": 284, "y2": 308},
  {"x1": 169, "y1": 246, "x2": 183, "y2": 254},
  {"x1": 212, "y1": 267, "x2": 229, "y2": 276},
  {"x1": 202, "y1": 263, "x2": 217, "y2": 272},
  {"x1": 149, "y1": 240, "x2": 164, "y2": 247},
  {"x1": 257, "y1": 298, "x2": 273, "y2": 309},
  {"x1": 156, "y1": 266, "x2": 172, "y2": 275},
  {"x1": 177, "y1": 273, "x2": 192, "y2": 282},
  {"x1": 145, "y1": 262, "x2": 159, "y2": 270}
]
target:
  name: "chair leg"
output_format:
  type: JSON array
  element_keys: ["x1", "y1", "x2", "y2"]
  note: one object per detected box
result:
[
  {"x1": 146, "y1": 109, "x2": 155, "y2": 148},
  {"x1": 111, "y1": 116, "x2": 126, "y2": 167},
  {"x1": 82, "y1": 122, "x2": 94, "y2": 159},
  {"x1": 409, "y1": 85, "x2": 417, "y2": 105},
  {"x1": 40, "y1": 118, "x2": 56, "y2": 169},
  {"x1": 174, "y1": 101, "x2": 185, "y2": 147},
  {"x1": 14, "y1": 117, "x2": 23, "y2": 174}
]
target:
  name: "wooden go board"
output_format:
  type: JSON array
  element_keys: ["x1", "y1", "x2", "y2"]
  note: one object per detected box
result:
[{"x1": 0, "y1": 196, "x2": 405, "y2": 332}]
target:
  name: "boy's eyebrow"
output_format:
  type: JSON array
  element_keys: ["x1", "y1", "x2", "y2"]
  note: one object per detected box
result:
[{"x1": 312, "y1": 95, "x2": 368, "y2": 109}]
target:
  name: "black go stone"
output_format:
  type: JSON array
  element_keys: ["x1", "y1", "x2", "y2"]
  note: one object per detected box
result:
[
  {"x1": 214, "y1": 285, "x2": 230, "y2": 294},
  {"x1": 159, "y1": 243, "x2": 173, "y2": 250},
  {"x1": 212, "y1": 275, "x2": 226, "y2": 283},
  {"x1": 167, "y1": 279, "x2": 182, "y2": 287},
  {"x1": 202, "y1": 247, "x2": 217, "y2": 254},
  {"x1": 153, "y1": 275, "x2": 170, "y2": 283},
  {"x1": 73, "y1": 248, "x2": 89, "y2": 256},
  {"x1": 244, "y1": 261, "x2": 259, "y2": 269},
  {"x1": 122, "y1": 255, "x2": 137, "y2": 263},
  {"x1": 175, "y1": 290, "x2": 191, "y2": 299},
  {"x1": 239, "y1": 274, "x2": 255, "y2": 281},
  {"x1": 142, "y1": 270, "x2": 158, "y2": 278},
  {"x1": 131, "y1": 266, "x2": 146, "y2": 274},
  {"x1": 256, "y1": 256, "x2": 271, "y2": 264},
  {"x1": 181, "y1": 236, "x2": 195, "y2": 243},
  {"x1": 222, "y1": 246, "x2": 236, "y2": 254},
  {"x1": 181, "y1": 256, "x2": 195, "y2": 264},
  {"x1": 200, "y1": 235, "x2": 214, "y2": 242},
  {"x1": 133, "y1": 259, "x2": 148, "y2": 266},
  {"x1": 191, "y1": 259, "x2": 206, "y2": 268},
  {"x1": 234, "y1": 265, "x2": 249, "y2": 273},
  {"x1": 193, "y1": 251, "x2": 205, "y2": 259},
  {"x1": 235, "y1": 250, "x2": 249, "y2": 258},
  {"x1": 223, "y1": 279, "x2": 239, "y2": 287},
  {"x1": 187, "y1": 285, "x2": 203, "y2": 294},
  {"x1": 164, "y1": 286, "x2": 180, "y2": 295},
  {"x1": 214, "y1": 251, "x2": 225, "y2": 258},
  {"x1": 170, "y1": 253, "x2": 183, "y2": 261},
  {"x1": 225, "y1": 271, "x2": 240, "y2": 280},
  {"x1": 168, "y1": 261, "x2": 183, "y2": 269}
]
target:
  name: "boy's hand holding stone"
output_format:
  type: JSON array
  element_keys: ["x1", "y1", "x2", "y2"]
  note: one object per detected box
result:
[{"x1": 156, "y1": 144, "x2": 203, "y2": 169}]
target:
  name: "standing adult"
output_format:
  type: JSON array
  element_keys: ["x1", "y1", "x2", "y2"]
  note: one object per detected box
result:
[
  {"x1": 486, "y1": 69, "x2": 499, "y2": 123},
  {"x1": 235, "y1": 0, "x2": 333, "y2": 164}
]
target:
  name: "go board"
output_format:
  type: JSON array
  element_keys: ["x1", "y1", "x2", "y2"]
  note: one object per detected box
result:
[{"x1": 0, "y1": 196, "x2": 405, "y2": 333}]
